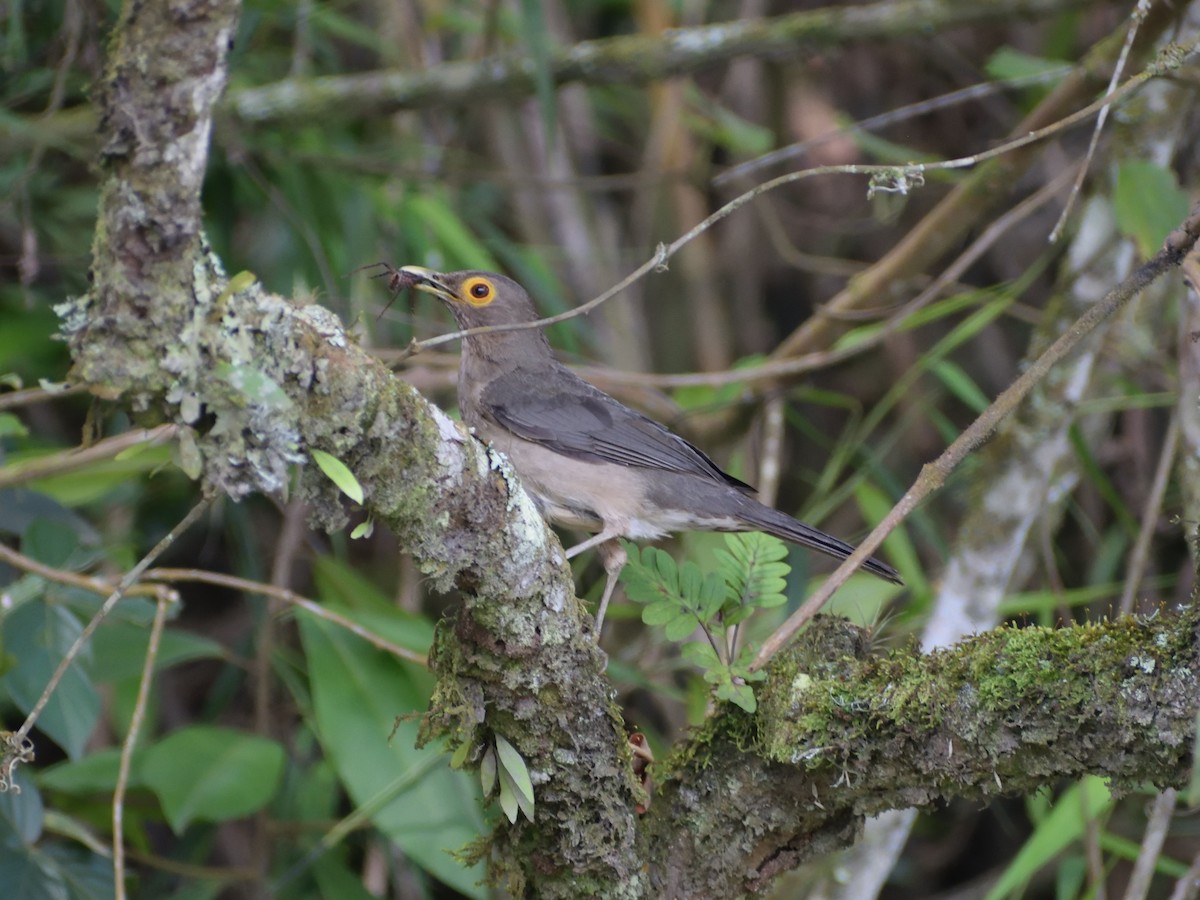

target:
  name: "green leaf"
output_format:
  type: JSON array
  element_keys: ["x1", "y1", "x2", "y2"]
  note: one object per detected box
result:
[
  {"x1": 497, "y1": 772, "x2": 519, "y2": 824},
  {"x1": 1113, "y1": 161, "x2": 1190, "y2": 259},
  {"x1": 297, "y1": 614, "x2": 486, "y2": 897},
  {"x1": 718, "y1": 681, "x2": 758, "y2": 713},
  {"x1": 0, "y1": 412, "x2": 28, "y2": 438},
  {"x1": 930, "y1": 359, "x2": 989, "y2": 413},
  {"x1": 985, "y1": 46, "x2": 1069, "y2": 81},
  {"x1": 88, "y1": 622, "x2": 224, "y2": 682},
  {"x1": 141, "y1": 726, "x2": 285, "y2": 831},
  {"x1": 664, "y1": 613, "x2": 698, "y2": 642},
  {"x1": 493, "y1": 734, "x2": 534, "y2": 810},
  {"x1": 498, "y1": 763, "x2": 535, "y2": 822},
  {"x1": 1, "y1": 599, "x2": 99, "y2": 760},
  {"x1": 310, "y1": 449, "x2": 364, "y2": 504},
  {"x1": 480, "y1": 745, "x2": 497, "y2": 796},
  {"x1": 449, "y1": 740, "x2": 473, "y2": 771},
  {"x1": 680, "y1": 642, "x2": 721, "y2": 668},
  {"x1": 641, "y1": 600, "x2": 680, "y2": 627},
  {"x1": 39, "y1": 748, "x2": 146, "y2": 794},
  {"x1": 718, "y1": 532, "x2": 790, "y2": 614},
  {"x1": 983, "y1": 777, "x2": 1112, "y2": 900}
]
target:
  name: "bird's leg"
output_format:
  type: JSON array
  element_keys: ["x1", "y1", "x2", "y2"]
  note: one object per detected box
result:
[
  {"x1": 564, "y1": 529, "x2": 621, "y2": 559},
  {"x1": 563, "y1": 531, "x2": 627, "y2": 637},
  {"x1": 592, "y1": 539, "x2": 627, "y2": 635}
]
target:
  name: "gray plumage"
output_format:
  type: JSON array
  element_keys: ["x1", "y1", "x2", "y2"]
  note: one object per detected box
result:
[{"x1": 401, "y1": 267, "x2": 901, "y2": 626}]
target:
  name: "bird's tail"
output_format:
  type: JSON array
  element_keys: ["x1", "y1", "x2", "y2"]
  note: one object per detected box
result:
[{"x1": 736, "y1": 500, "x2": 903, "y2": 585}]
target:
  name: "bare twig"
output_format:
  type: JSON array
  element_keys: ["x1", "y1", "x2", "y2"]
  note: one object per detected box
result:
[
  {"x1": 716, "y1": 64, "x2": 1073, "y2": 186},
  {"x1": 1049, "y1": 0, "x2": 1151, "y2": 242},
  {"x1": 0, "y1": 382, "x2": 88, "y2": 411},
  {"x1": 400, "y1": 37, "x2": 1196, "y2": 356},
  {"x1": 143, "y1": 567, "x2": 428, "y2": 667},
  {"x1": 1119, "y1": 412, "x2": 1179, "y2": 615},
  {"x1": 114, "y1": 591, "x2": 172, "y2": 900},
  {"x1": 751, "y1": 205, "x2": 1200, "y2": 670},
  {"x1": 1123, "y1": 789, "x2": 1178, "y2": 900},
  {"x1": 12, "y1": 497, "x2": 213, "y2": 744},
  {"x1": 0, "y1": 543, "x2": 170, "y2": 602},
  {"x1": 0, "y1": 424, "x2": 177, "y2": 489}
]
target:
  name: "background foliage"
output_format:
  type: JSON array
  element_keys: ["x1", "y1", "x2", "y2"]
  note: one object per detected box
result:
[{"x1": 1, "y1": 0, "x2": 1198, "y2": 897}]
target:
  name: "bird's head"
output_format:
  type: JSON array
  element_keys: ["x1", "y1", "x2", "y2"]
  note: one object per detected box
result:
[{"x1": 398, "y1": 266, "x2": 540, "y2": 331}]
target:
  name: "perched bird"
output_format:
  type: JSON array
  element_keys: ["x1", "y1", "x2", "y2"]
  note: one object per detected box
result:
[{"x1": 398, "y1": 266, "x2": 901, "y2": 631}]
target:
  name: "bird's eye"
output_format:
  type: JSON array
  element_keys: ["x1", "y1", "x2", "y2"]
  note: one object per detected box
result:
[{"x1": 463, "y1": 277, "x2": 495, "y2": 306}]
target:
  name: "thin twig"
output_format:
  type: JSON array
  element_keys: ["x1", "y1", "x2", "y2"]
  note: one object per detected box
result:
[
  {"x1": 0, "y1": 542, "x2": 170, "y2": 602},
  {"x1": 1168, "y1": 841, "x2": 1200, "y2": 900},
  {"x1": 1050, "y1": 0, "x2": 1151, "y2": 242},
  {"x1": 1119, "y1": 412, "x2": 1178, "y2": 615},
  {"x1": 142, "y1": 567, "x2": 429, "y2": 667},
  {"x1": 402, "y1": 37, "x2": 1197, "y2": 356},
  {"x1": 751, "y1": 204, "x2": 1200, "y2": 670},
  {"x1": 568, "y1": 162, "x2": 1078, "y2": 391},
  {"x1": 0, "y1": 424, "x2": 177, "y2": 490},
  {"x1": 13, "y1": 496, "x2": 214, "y2": 743},
  {"x1": 113, "y1": 590, "x2": 172, "y2": 900},
  {"x1": 716, "y1": 64, "x2": 1073, "y2": 185},
  {"x1": 1123, "y1": 789, "x2": 1178, "y2": 900},
  {"x1": 0, "y1": 382, "x2": 88, "y2": 411}
]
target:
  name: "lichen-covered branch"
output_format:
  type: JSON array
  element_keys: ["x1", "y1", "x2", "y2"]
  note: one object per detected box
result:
[
  {"x1": 60, "y1": 3, "x2": 642, "y2": 893},
  {"x1": 644, "y1": 612, "x2": 1200, "y2": 898}
]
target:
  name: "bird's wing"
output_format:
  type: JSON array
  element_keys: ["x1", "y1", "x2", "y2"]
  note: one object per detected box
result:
[{"x1": 479, "y1": 367, "x2": 754, "y2": 492}]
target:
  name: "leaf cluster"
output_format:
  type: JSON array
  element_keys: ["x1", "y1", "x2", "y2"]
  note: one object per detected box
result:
[{"x1": 620, "y1": 533, "x2": 791, "y2": 712}]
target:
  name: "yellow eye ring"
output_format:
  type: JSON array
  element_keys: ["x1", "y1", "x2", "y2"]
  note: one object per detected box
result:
[{"x1": 462, "y1": 277, "x2": 495, "y2": 306}]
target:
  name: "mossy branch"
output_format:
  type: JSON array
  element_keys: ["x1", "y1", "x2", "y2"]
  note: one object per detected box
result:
[{"x1": 644, "y1": 612, "x2": 1200, "y2": 898}]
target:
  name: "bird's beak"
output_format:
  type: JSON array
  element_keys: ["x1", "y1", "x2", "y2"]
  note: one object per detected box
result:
[{"x1": 398, "y1": 266, "x2": 459, "y2": 303}]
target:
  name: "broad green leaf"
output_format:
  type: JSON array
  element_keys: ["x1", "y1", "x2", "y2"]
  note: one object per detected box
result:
[
  {"x1": 1, "y1": 600, "x2": 99, "y2": 760},
  {"x1": 1114, "y1": 161, "x2": 1190, "y2": 258},
  {"x1": 0, "y1": 412, "x2": 28, "y2": 438},
  {"x1": 497, "y1": 772, "x2": 518, "y2": 824},
  {"x1": 141, "y1": 726, "x2": 285, "y2": 831},
  {"x1": 39, "y1": 748, "x2": 146, "y2": 794},
  {"x1": 310, "y1": 449, "x2": 363, "y2": 504},
  {"x1": 87, "y1": 622, "x2": 224, "y2": 682},
  {"x1": 985, "y1": 47, "x2": 1069, "y2": 81},
  {"x1": 642, "y1": 600, "x2": 680, "y2": 627},
  {"x1": 298, "y1": 614, "x2": 486, "y2": 897},
  {"x1": 0, "y1": 768, "x2": 43, "y2": 845}
]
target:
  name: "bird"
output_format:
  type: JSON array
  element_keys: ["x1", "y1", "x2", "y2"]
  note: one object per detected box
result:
[{"x1": 395, "y1": 266, "x2": 901, "y2": 632}]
